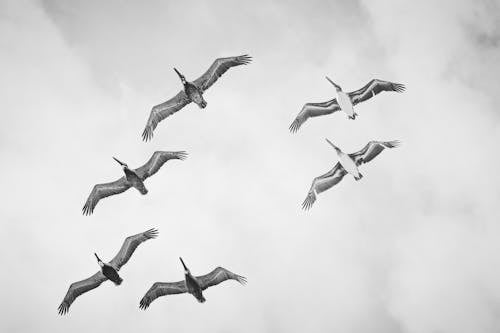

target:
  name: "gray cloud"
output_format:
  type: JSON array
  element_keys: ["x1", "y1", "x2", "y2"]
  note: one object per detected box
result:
[{"x1": 1, "y1": 0, "x2": 500, "y2": 332}]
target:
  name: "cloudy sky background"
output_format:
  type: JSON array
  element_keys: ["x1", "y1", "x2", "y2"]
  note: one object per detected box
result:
[{"x1": 1, "y1": 0, "x2": 500, "y2": 332}]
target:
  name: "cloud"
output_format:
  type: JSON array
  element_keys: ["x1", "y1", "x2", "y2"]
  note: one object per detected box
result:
[{"x1": 1, "y1": 0, "x2": 500, "y2": 332}]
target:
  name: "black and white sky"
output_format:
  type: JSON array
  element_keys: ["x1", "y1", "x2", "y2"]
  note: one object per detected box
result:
[{"x1": 1, "y1": 0, "x2": 500, "y2": 332}]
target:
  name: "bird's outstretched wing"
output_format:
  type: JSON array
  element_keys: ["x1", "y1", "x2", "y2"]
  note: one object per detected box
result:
[
  {"x1": 289, "y1": 99, "x2": 341, "y2": 133},
  {"x1": 58, "y1": 271, "x2": 107, "y2": 315},
  {"x1": 348, "y1": 79, "x2": 405, "y2": 105},
  {"x1": 197, "y1": 267, "x2": 247, "y2": 290},
  {"x1": 82, "y1": 178, "x2": 131, "y2": 215},
  {"x1": 302, "y1": 163, "x2": 347, "y2": 210},
  {"x1": 109, "y1": 228, "x2": 158, "y2": 271},
  {"x1": 142, "y1": 91, "x2": 191, "y2": 141},
  {"x1": 349, "y1": 140, "x2": 401, "y2": 166},
  {"x1": 193, "y1": 55, "x2": 252, "y2": 92},
  {"x1": 134, "y1": 151, "x2": 188, "y2": 180},
  {"x1": 139, "y1": 281, "x2": 187, "y2": 310}
]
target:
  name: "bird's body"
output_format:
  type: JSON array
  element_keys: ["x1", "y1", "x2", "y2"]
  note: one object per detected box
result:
[
  {"x1": 326, "y1": 139, "x2": 362, "y2": 180},
  {"x1": 142, "y1": 55, "x2": 252, "y2": 141},
  {"x1": 289, "y1": 78, "x2": 405, "y2": 133},
  {"x1": 184, "y1": 272, "x2": 205, "y2": 303},
  {"x1": 82, "y1": 151, "x2": 187, "y2": 215},
  {"x1": 335, "y1": 89, "x2": 356, "y2": 119},
  {"x1": 302, "y1": 140, "x2": 400, "y2": 210},
  {"x1": 123, "y1": 165, "x2": 148, "y2": 195},
  {"x1": 101, "y1": 264, "x2": 122, "y2": 285},
  {"x1": 139, "y1": 258, "x2": 246, "y2": 309},
  {"x1": 58, "y1": 228, "x2": 158, "y2": 315},
  {"x1": 184, "y1": 81, "x2": 206, "y2": 108},
  {"x1": 96, "y1": 254, "x2": 123, "y2": 285}
]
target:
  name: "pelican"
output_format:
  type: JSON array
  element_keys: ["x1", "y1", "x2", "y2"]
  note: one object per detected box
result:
[
  {"x1": 289, "y1": 78, "x2": 405, "y2": 132},
  {"x1": 82, "y1": 151, "x2": 187, "y2": 215},
  {"x1": 58, "y1": 228, "x2": 158, "y2": 315},
  {"x1": 302, "y1": 140, "x2": 400, "y2": 210},
  {"x1": 139, "y1": 257, "x2": 246, "y2": 309},
  {"x1": 142, "y1": 54, "x2": 252, "y2": 141}
]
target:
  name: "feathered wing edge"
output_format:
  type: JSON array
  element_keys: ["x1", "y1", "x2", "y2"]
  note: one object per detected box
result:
[
  {"x1": 349, "y1": 79, "x2": 406, "y2": 105},
  {"x1": 194, "y1": 54, "x2": 252, "y2": 92},
  {"x1": 289, "y1": 99, "x2": 340, "y2": 133},
  {"x1": 349, "y1": 140, "x2": 401, "y2": 166},
  {"x1": 302, "y1": 163, "x2": 347, "y2": 210},
  {"x1": 58, "y1": 271, "x2": 107, "y2": 315},
  {"x1": 139, "y1": 281, "x2": 187, "y2": 310},
  {"x1": 82, "y1": 178, "x2": 131, "y2": 216},
  {"x1": 134, "y1": 151, "x2": 188, "y2": 180},
  {"x1": 109, "y1": 228, "x2": 159, "y2": 271},
  {"x1": 142, "y1": 91, "x2": 190, "y2": 142},
  {"x1": 197, "y1": 267, "x2": 247, "y2": 290}
]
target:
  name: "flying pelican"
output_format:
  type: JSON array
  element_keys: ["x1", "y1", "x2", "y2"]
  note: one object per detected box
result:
[
  {"x1": 142, "y1": 54, "x2": 252, "y2": 141},
  {"x1": 289, "y1": 78, "x2": 405, "y2": 132},
  {"x1": 82, "y1": 151, "x2": 187, "y2": 215},
  {"x1": 302, "y1": 140, "x2": 400, "y2": 210},
  {"x1": 58, "y1": 228, "x2": 158, "y2": 315},
  {"x1": 139, "y1": 257, "x2": 246, "y2": 309}
]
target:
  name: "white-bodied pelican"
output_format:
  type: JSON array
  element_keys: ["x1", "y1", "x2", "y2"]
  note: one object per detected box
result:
[
  {"x1": 302, "y1": 140, "x2": 400, "y2": 210},
  {"x1": 289, "y1": 78, "x2": 405, "y2": 132}
]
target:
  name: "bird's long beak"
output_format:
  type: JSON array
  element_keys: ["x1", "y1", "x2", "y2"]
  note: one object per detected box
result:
[
  {"x1": 325, "y1": 76, "x2": 340, "y2": 90},
  {"x1": 325, "y1": 138, "x2": 339, "y2": 151},
  {"x1": 179, "y1": 257, "x2": 188, "y2": 271},
  {"x1": 173, "y1": 68, "x2": 184, "y2": 80},
  {"x1": 94, "y1": 253, "x2": 101, "y2": 262},
  {"x1": 112, "y1": 157, "x2": 126, "y2": 166}
]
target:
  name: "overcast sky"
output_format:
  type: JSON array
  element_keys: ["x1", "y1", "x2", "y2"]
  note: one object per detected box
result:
[{"x1": 1, "y1": 0, "x2": 500, "y2": 332}]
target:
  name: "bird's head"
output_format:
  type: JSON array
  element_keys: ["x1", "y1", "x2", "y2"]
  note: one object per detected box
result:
[
  {"x1": 325, "y1": 138, "x2": 341, "y2": 154},
  {"x1": 94, "y1": 253, "x2": 104, "y2": 268},
  {"x1": 113, "y1": 157, "x2": 128, "y2": 169},
  {"x1": 173, "y1": 68, "x2": 187, "y2": 85},
  {"x1": 179, "y1": 257, "x2": 190, "y2": 274},
  {"x1": 325, "y1": 76, "x2": 342, "y2": 91}
]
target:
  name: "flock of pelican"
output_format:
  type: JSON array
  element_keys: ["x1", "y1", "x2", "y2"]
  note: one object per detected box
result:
[{"x1": 59, "y1": 54, "x2": 405, "y2": 315}]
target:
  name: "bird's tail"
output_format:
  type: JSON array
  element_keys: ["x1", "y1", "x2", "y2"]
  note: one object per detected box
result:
[
  {"x1": 198, "y1": 100, "x2": 207, "y2": 109},
  {"x1": 354, "y1": 173, "x2": 363, "y2": 181},
  {"x1": 113, "y1": 277, "x2": 123, "y2": 286},
  {"x1": 135, "y1": 182, "x2": 148, "y2": 195}
]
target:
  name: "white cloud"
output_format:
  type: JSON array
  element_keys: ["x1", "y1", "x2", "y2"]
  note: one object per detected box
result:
[{"x1": 1, "y1": 0, "x2": 499, "y2": 332}]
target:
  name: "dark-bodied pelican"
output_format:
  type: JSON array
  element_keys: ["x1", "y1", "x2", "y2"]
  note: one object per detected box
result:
[
  {"x1": 82, "y1": 151, "x2": 187, "y2": 215},
  {"x1": 289, "y1": 78, "x2": 405, "y2": 132},
  {"x1": 302, "y1": 140, "x2": 400, "y2": 210},
  {"x1": 139, "y1": 257, "x2": 246, "y2": 309},
  {"x1": 58, "y1": 228, "x2": 158, "y2": 315},
  {"x1": 142, "y1": 54, "x2": 252, "y2": 141}
]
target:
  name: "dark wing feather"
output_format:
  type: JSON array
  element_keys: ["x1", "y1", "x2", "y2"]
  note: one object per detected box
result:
[
  {"x1": 197, "y1": 267, "x2": 247, "y2": 290},
  {"x1": 289, "y1": 99, "x2": 341, "y2": 133},
  {"x1": 109, "y1": 228, "x2": 158, "y2": 271},
  {"x1": 58, "y1": 271, "x2": 107, "y2": 315},
  {"x1": 134, "y1": 151, "x2": 188, "y2": 181},
  {"x1": 139, "y1": 281, "x2": 187, "y2": 310},
  {"x1": 349, "y1": 140, "x2": 401, "y2": 166},
  {"x1": 82, "y1": 178, "x2": 131, "y2": 215},
  {"x1": 193, "y1": 55, "x2": 252, "y2": 92},
  {"x1": 348, "y1": 79, "x2": 405, "y2": 105},
  {"x1": 142, "y1": 91, "x2": 190, "y2": 141},
  {"x1": 302, "y1": 163, "x2": 347, "y2": 210}
]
